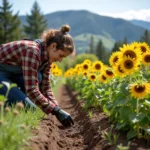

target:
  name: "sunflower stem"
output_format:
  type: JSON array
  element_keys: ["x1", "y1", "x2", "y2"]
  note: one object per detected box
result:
[
  {"x1": 136, "y1": 99, "x2": 139, "y2": 114},
  {"x1": 136, "y1": 99, "x2": 140, "y2": 138}
]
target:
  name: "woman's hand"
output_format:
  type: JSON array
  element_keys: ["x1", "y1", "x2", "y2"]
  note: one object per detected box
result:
[{"x1": 52, "y1": 106, "x2": 74, "y2": 127}]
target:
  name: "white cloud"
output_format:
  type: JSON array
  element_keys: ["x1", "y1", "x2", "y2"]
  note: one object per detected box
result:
[{"x1": 99, "y1": 9, "x2": 150, "y2": 22}]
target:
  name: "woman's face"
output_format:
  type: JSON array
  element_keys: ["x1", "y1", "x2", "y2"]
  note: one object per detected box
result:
[{"x1": 47, "y1": 43, "x2": 71, "y2": 63}]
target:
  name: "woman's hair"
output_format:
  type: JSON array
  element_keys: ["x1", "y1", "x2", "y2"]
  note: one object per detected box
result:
[{"x1": 41, "y1": 25, "x2": 76, "y2": 55}]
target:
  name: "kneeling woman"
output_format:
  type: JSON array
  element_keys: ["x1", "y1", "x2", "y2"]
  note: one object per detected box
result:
[{"x1": 0, "y1": 25, "x2": 75, "y2": 127}]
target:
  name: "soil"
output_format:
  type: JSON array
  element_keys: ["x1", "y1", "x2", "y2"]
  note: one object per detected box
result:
[{"x1": 28, "y1": 85, "x2": 150, "y2": 150}]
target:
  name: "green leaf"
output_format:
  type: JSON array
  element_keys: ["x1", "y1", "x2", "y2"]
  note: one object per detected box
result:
[
  {"x1": 104, "y1": 91, "x2": 110, "y2": 96},
  {"x1": 129, "y1": 113, "x2": 145, "y2": 123},
  {"x1": 144, "y1": 100, "x2": 150, "y2": 107},
  {"x1": 119, "y1": 106, "x2": 132, "y2": 120},
  {"x1": 143, "y1": 128, "x2": 150, "y2": 135},
  {"x1": 127, "y1": 130, "x2": 138, "y2": 140},
  {"x1": 128, "y1": 98, "x2": 137, "y2": 108},
  {"x1": 139, "y1": 116, "x2": 149, "y2": 126},
  {"x1": 114, "y1": 96, "x2": 125, "y2": 106},
  {"x1": 105, "y1": 102, "x2": 114, "y2": 110},
  {"x1": 116, "y1": 122, "x2": 127, "y2": 130}
]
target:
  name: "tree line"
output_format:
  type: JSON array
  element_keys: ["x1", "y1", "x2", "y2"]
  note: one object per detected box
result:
[{"x1": 0, "y1": 0, "x2": 47, "y2": 44}]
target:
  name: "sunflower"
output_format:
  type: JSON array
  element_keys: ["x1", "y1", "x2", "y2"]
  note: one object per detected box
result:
[
  {"x1": 83, "y1": 59, "x2": 92, "y2": 65},
  {"x1": 113, "y1": 63, "x2": 127, "y2": 78},
  {"x1": 51, "y1": 63, "x2": 58, "y2": 70},
  {"x1": 109, "y1": 51, "x2": 121, "y2": 66},
  {"x1": 64, "y1": 71, "x2": 72, "y2": 78},
  {"x1": 64, "y1": 68, "x2": 75, "y2": 77},
  {"x1": 129, "y1": 82, "x2": 150, "y2": 99},
  {"x1": 130, "y1": 42, "x2": 140, "y2": 49},
  {"x1": 119, "y1": 56, "x2": 140, "y2": 75},
  {"x1": 142, "y1": 51, "x2": 150, "y2": 66},
  {"x1": 72, "y1": 68, "x2": 78, "y2": 76},
  {"x1": 99, "y1": 73, "x2": 107, "y2": 83},
  {"x1": 82, "y1": 70, "x2": 88, "y2": 77},
  {"x1": 138, "y1": 42, "x2": 150, "y2": 54},
  {"x1": 88, "y1": 73, "x2": 97, "y2": 82},
  {"x1": 92, "y1": 60, "x2": 103, "y2": 72},
  {"x1": 52, "y1": 69, "x2": 62, "y2": 76},
  {"x1": 82, "y1": 62, "x2": 90, "y2": 71},
  {"x1": 120, "y1": 44, "x2": 142, "y2": 62},
  {"x1": 103, "y1": 67, "x2": 114, "y2": 79}
]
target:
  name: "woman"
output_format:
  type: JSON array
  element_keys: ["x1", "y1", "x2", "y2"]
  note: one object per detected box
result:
[{"x1": 0, "y1": 25, "x2": 75, "y2": 127}]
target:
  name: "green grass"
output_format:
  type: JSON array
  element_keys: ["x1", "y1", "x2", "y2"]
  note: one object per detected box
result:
[
  {"x1": 52, "y1": 76, "x2": 66, "y2": 95},
  {"x1": 0, "y1": 106, "x2": 43, "y2": 150}
]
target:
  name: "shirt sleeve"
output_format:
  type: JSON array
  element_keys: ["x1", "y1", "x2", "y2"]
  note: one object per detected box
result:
[
  {"x1": 21, "y1": 48, "x2": 56, "y2": 114},
  {"x1": 40, "y1": 64, "x2": 58, "y2": 105}
]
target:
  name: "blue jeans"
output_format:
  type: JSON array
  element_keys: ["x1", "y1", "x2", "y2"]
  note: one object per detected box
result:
[{"x1": 0, "y1": 64, "x2": 42, "y2": 109}]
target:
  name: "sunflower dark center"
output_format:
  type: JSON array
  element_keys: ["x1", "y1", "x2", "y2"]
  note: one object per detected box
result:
[
  {"x1": 91, "y1": 75, "x2": 96, "y2": 79},
  {"x1": 124, "y1": 50, "x2": 136, "y2": 59},
  {"x1": 95, "y1": 64, "x2": 101, "y2": 70},
  {"x1": 114, "y1": 56, "x2": 118, "y2": 63},
  {"x1": 106, "y1": 70, "x2": 113, "y2": 76},
  {"x1": 118, "y1": 66, "x2": 124, "y2": 73},
  {"x1": 144, "y1": 55, "x2": 150, "y2": 62},
  {"x1": 134, "y1": 85, "x2": 145, "y2": 93},
  {"x1": 141, "y1": 46, "x2": 146, "y2": 53},
  {"x1": 102, "y1": 75, "x2": 106, "y2": 80},
  {"x1": 124, "y1": 60, "x2": 133, "y2": 69},
  {"x1": 83, "y1": 64, "x2": 88, "y2": 69},
  {"x1": 84, "y1": 72, "x2": 87, "y2": 76}
]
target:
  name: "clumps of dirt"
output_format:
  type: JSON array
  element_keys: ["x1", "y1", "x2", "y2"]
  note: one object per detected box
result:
[{"x1": 27, "y1": 85, "x2": 150, "y2": 150}]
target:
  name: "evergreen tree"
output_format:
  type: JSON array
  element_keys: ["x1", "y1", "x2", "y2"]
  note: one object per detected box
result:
[
  {"x1": 24, "y1": 1, "x2": 47, "y2": 39},
  {"x1": 0, "y1": 0, "x2": 22, "y2": 44},
  {"x1": 140, "y1": 29, "x2": 150, "y2": 45},
  {"x1": 89, "y1": 35, "x2": 94, "y2": 54},
  {"x1": 95, "y1": 39, "x2": 106, "y2": 63}
]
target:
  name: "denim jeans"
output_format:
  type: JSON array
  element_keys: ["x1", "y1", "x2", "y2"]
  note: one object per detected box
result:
[{"x1": 0, "y1": 64, "x2": 42, "y2": 109}]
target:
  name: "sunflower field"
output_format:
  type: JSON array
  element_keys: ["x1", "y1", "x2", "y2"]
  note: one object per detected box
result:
[{"x1": 65, "y1": 42, "x2": 150, "y2": 140}]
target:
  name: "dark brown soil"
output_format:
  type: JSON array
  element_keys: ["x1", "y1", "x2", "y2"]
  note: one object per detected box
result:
[{"x1": 28, "y1": 85, "x2": 150, "y2": 150}]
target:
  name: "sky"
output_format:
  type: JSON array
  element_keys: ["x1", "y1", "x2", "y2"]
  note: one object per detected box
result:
[{"x1": 2, "y1": 0, "x2": 150, "y2": 21}]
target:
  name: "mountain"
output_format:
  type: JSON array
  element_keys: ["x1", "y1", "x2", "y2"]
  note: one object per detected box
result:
[
  {"x1": 19, "y1": 10, "x2": 147, "y2": 53},
  {"x1": 130, "y1": 19, "x2": 150, "y2": 31}
]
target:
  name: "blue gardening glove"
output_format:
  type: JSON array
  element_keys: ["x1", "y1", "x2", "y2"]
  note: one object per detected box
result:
[{"x1": 52, "y1": 106, "x2": 74, "y2": 127}]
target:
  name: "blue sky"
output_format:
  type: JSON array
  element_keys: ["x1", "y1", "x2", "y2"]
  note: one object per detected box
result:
[{"x1": 2, "y1": 0, "x2": 150, "y2": 21}]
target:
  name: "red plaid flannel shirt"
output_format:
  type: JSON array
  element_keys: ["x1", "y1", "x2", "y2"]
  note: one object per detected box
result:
[{"x1": 0, "y1": 40, "x2": 56, "y2": 114}]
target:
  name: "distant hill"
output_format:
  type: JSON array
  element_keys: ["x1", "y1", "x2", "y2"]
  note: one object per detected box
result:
[
  {"x1": 19, "y1": 10, "x2": 147, "y2": 53},
  {"x1": 130, "y1": 20, "x2": 150, "y2": 31},
  {"x1": 74, "y1": 33, "x2": 115, "y2": 53}
]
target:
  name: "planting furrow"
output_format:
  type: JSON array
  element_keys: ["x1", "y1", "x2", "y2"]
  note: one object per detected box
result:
[
  {"x1": 28, "y1": 85, "x2": 88, "y2": 150},
  {"x1": 28, "y1": 85, "x2": 149, "y2": 150}
]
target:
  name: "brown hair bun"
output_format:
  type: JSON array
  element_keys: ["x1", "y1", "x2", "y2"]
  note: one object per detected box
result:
[{"x1": 60, "y1": 25, "x2": 70, "y2": 34}]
